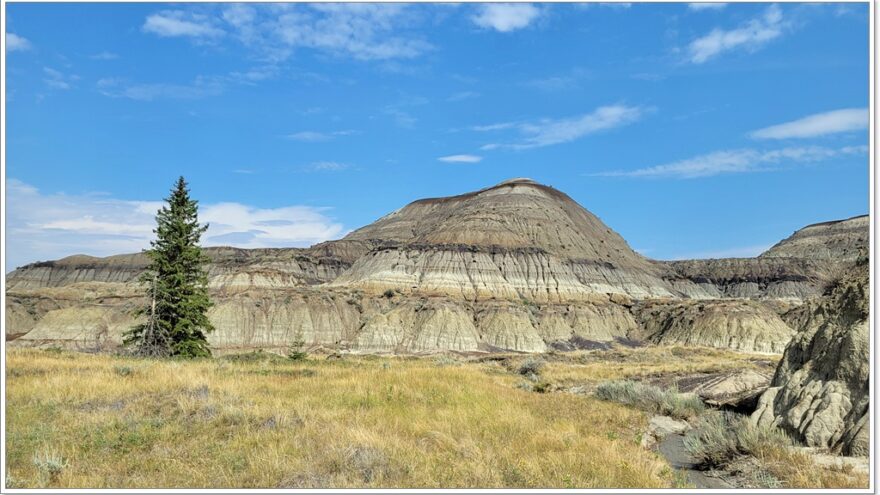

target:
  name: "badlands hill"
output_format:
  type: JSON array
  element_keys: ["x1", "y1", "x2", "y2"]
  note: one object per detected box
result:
[{"x1": 5, "y1": 178, "x2": 868, "y2": 355}]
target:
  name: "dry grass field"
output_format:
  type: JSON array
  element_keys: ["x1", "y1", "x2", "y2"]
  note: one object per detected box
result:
[{"x1": 4, "y1": 346, "x2": 868, "y2": 489}]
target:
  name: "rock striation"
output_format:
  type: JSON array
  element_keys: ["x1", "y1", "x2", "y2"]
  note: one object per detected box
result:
[
  {"x1": 760, "y1": 215, "x2": 868, "y2": 262},
  {"x1": 752, "y1": 260, "x2": 869, "y2": 456},
  {"x1": 4, "y1": 178, "x2": 867, "y2": 355},
  {"x1": 632, "y1": 299, "x2": 795, "y2": 354}
]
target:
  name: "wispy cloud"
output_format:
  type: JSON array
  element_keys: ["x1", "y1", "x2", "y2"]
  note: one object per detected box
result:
[
  {"x1": 688, "y1": 3, "x2": 727, "y2": 11},
  {"x1": 6, "y1": 179, "x2": 346, "y2": 272},
  {"x1": 749, "y1": 108, "x2": 868, "y2": 139},
  {"x1": 595, "y1": 145, "x2": 867, "y2": 179},
  {"x1": 687, "y1": 5, "x2": 787, "y2": 64},
  {"x1": 6, "y1": 33, "x2": 32, "y2": 52},
  {"x1": 472, "y1": 4, "x2": 541, "y2": 32},
  {"x1": 382, "y1": 95, "x2": 428, "y2": 128},
  {"x1": 218, "y1": 4, "x2": 434, "y2": 62},
  {"x1": 305, "y1": 161, "x2": 350, "y2": 172},
  {"x1": 143, "y1": 10, "x2": 224, "y2": 38},
  {"x1": 476, "y1": 105, "x2": 646, "y2": 150},
  {"x1": 43, "y1": 67, "x2": 78, "y2": 90},
  {"x1": 523, "y1": 68, "x2": 590, "y2": 91},
  {"x1": 286, "y1": 130, "x2": 358, "y2": 142},
  {"x1": 438, "y1": 154, "x2": 483, "y2": 163},
  {"x1": 90, "y1": 51, "x2": 119, "y2": 60},
  {"x1": 97, "y1": 76, "x2": 223, "y2": 100}
]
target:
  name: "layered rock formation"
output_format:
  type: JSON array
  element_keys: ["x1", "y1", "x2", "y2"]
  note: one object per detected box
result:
[
  {"x1": 752, "y1": 260, "x2": 869, "y2": 455},
  {"x1": 4, "y1": 178, "x2": 867, "y2": 355},
  {"x1": 333, "y1": 178, "x2": 677, "y2": 300},
  {"x1": 632, "y1": 300, "x2": 794, "y2": 354}
]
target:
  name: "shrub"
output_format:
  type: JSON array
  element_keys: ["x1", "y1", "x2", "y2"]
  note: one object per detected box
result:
[
  {"x1": 433, "y1": 355, "x2": 458, "y2": 367},
  {"x1": 684, "y1": 411, "x2": 792, "y2": 468},
  {"x1": 113, "y1": 365, "x2": 134, "y2": 377},
  {"x1": 32, "y1": 449, "x2": 67, "y2": 484},
  {"x1": 287, "y1": 339, "x2": 308, "y2": 361},
  {"x1": 382, "y1": 289, "x2": 395, "y2": 299},
  {"x1": 594, "y1": 380, "x2": 704, "y2": 420},
  {"x1": 517, "y1": 357, "x2": 546, "y2": 376}
]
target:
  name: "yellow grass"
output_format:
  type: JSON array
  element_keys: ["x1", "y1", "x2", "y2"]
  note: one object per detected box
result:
[
  {"x1": 6, "y1": 348, "x2": 679, "y2": 489},
  {"x1": 5, "y1": 346, "x2": 864, "y2": 489},
  {"x1": 538, "y1": 345, "x2": 774, "y2": 387}
]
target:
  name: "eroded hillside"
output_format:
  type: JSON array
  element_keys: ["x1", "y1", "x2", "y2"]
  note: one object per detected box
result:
[{"x1": 5, "y1": 179, "x2": 868, "y2": 355}]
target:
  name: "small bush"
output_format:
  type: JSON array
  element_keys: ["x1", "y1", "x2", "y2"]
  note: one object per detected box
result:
[
  {"x1": 433, "y1": 355, "x2": 458, "y2": 367},
  {"x1": 32, "y1": 449, "x2": 67, "y2": 484},
  {"x1": 684, "y1": 411, "x2": 792, "y2": 468},
  {"x1": 287, "y1": 339, "x2": 308, "y2": 361},
  {"x1": 517, "y1": 357, "x2": 546, "y2": 376},
  {"x1": 342, "y1": 446, "x2": 391, "y2": 483},
  {"x1": 594, "y1": 380, "x2": 704, "y2": 420},
  {"x1": 382, "y1": 289, "x2": 395, "y2": 299},
  {"x1": 532, "y1": 381, "x2": 552, "y2": 393},
  {"x1": 113, "y1": 365, "x2": 134, "y2": 377}
]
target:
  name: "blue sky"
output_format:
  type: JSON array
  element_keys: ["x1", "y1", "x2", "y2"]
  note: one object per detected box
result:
[{"x1": 4, "y1": 2, "x2": 870, "y2": 271}]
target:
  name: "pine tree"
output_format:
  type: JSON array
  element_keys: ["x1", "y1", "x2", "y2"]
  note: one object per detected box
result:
[{"x1": 125, "y1": 177, "x2": 215, "y2": 358}]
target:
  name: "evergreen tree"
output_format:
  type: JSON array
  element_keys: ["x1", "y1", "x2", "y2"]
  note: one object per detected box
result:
[{"x1": 125, "y1": 177, "x2": 214, "y2": 358}]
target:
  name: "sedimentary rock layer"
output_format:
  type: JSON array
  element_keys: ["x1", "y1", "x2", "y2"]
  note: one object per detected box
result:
[
  {"x1": 760, "y1": 215, "x2": 868, "y2": 261},
  {"x1": 4, "y1": 178, "x2": 868, "y2": 355},
  {"x1": 752, "y1": 261, "x2": 869, "y2": 456},
  {"x1": 632, "y1": 299, "x2": 795, "y2": 354},
  {"x1": 8, "y1": 286, "x2": 641, "y2": 354}
]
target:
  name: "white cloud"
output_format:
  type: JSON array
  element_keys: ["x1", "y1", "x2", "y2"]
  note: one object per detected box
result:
[
  {"x1": 595, "y1": 145, "x2": 867, "y2": 179},
  {"x1": 749, "y1": 108, "x2": 868, "y2": 139},
  {"x1": 478, "y1": 105, "x2": 646, "y2": 150},
  {"x1": 305, "y1": 161, "x2": 350, "y2": 172},
  {"x1": 438, "y1": 154, "x2": 483, "y2": 163},
  {"x1": 6, "y1": 179, "x2": 346, "y2": 272},
  {"x1": 43, "y1": 67, "x2": 77, "y2": 90},
  {"x1": 472, "y1": 122, "x2": 519, "y2": 132},
  {"x1": 143, "y1": 10, "x2": 224, "y2": 38},
  {"x1": 687, "y1": 5, "x2": 786, "y2": 64},
  {"x1": 688, "y1": 3, "x2": 727, "y2": 11},
  {"x1": 217, "y1": 4, "x2": 433, "y2": 62},
  {"x1": 472, "y1": 4, "x2": 541, "y2": 32},
  {"x1": 97, "y1": 76, "x2": 224, "y2": 100},
  {"x1": 286, "y1": 130, "x2": 358, "y2": 142},
  {"x1": 6, "y1": 33, "x2": 32, "y2": 52}
]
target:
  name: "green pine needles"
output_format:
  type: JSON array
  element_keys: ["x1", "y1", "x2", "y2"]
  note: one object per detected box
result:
[{"x1": 124, "y1": 177, "x2": 215, "y2": 358}]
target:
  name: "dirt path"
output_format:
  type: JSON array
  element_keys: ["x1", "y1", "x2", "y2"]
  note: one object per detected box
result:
[{"x1": 657, "y1": 434, "x2": 732, "y2": 489}]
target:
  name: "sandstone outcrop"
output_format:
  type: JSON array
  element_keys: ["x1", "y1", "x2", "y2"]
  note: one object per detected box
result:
[{"x1": 752, "y1": 261, "x2": 869, "y2": 456}]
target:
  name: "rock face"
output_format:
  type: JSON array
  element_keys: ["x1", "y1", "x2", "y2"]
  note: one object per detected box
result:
[
  {"x1": 663, "y1": 258, "x2": 840, "y2": 301},
  {"x1": 4, "y1": 178, "x2": 867, "y2": 355},
  {"x1": 334, "y1": 178, "x2": 677, "y2": 300},
  {"x1": 632, "y1": 300, "x2": 795, "y2": 354},
  {"x1": 752, "y1": 260, "x2": 869, "y2": 456}
]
